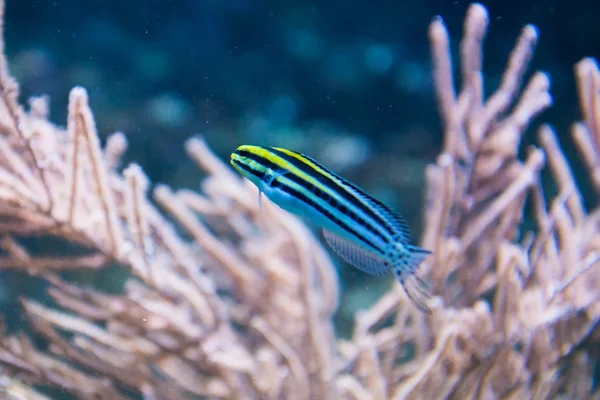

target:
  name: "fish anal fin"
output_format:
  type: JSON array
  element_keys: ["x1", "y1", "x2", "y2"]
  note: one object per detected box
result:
[{"x1": 322, "y1": 229, "x2": 390, "y2": 276}]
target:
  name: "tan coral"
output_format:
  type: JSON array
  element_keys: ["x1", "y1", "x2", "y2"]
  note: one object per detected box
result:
[{"x1": 338, "y1": 3, "x2": 599, "y2": 400}]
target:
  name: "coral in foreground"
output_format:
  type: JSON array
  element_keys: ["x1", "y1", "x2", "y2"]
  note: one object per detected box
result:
[
  {"x1": 336, "y1": 4, "x2": 600, "y2": 399},
  {"x1": 0, "y1": 2, "x2": 597, "y2": 400},
  {"x1": 0, "y1": 1, "x2": 338, "y2": 398}
]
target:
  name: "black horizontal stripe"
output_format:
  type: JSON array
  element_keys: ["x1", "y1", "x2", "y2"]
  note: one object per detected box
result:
[
  {"x1": 264, "y1": 147, "x2": 398, "y2": 238},
  {"x1": 236, "y1": 149, "x2": 388, "y2": 244},
  {"x1": 232, "y1": 159, "x2": 265, "y2": 181},
  {"x1": 275, "y1": 179, "x2": 382, "y2": 254}
]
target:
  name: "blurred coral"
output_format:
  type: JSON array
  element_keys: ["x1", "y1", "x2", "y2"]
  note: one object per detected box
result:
[
  {"x1": 336, "y1": 4, "x2": 600, "y2": 399},
  {"x1": 0, "y1": 1, "x2": 597, "y2": 400}
]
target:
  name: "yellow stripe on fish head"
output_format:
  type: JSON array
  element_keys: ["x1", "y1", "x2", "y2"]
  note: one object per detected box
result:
[
  {"x1": 273, "y1": 147, "x2": 331, "y2": 179},
  {"x1": 232, "y1": 145, "x2": 337, "y2": 202}
]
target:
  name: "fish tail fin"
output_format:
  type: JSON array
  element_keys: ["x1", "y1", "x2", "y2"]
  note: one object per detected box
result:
[
  {"x1": 398, "y1": 272, "x2": 432, "y2": 313},
  {"x1": 405, "y1": 245, "x2": 432, "y2": 272},
  {"x1": 394, "y1": 244, "x2": 433, "y2": 313}
]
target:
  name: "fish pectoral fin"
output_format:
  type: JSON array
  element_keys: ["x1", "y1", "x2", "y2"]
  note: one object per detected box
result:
[{"x1": 322, "y1": 229, "x2": 390, "y2": 276}]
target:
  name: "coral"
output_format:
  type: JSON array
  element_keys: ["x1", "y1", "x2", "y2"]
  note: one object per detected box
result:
[
  {"x1": 336, "y1": 4, "x2": 600, "y2": 399},
  {"x1": 0, "y1": 1, "x2": 337, "y2": 398},
  {"x1": 0, "y1": 1, "x2": 597, "y2": 400}
]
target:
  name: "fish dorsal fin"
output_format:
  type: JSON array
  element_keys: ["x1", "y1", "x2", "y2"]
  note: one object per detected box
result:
[
  {"x1": 300, "y1": 153, "x2": 412, "y2": 242},
  {"x1": 353, "y1": 191, "x2": 412, "y2": 242},
  {"x1": 322, "y1": 229, "x2": 391, "y2": 276}
]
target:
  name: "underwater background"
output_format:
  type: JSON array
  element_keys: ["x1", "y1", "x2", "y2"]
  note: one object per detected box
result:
[
  {"x1": 6, "y1": 0, "x2": 598, "y2": 335},
  {"x1": 0, "y1": 0, "x2": 599, "y2": 397}
]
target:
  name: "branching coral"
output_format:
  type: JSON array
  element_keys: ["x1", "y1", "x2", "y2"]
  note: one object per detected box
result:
[
  {"x1": 0, "y1": 1, "x2": 339, "y2": 398},
  {"x1": 0, "y1": 1, "x2": 597, "y2": 400},
  {"x1": 0, "y1": 88, "x2": 340, "y2": 398},
  {"x1": 336, "y1": 4, "x2": 600, "y2": 399}
]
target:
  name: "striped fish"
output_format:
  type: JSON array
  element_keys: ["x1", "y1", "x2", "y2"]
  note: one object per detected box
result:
[{"x1": 230, "y1": 145, "x2": 432, "y2": 313}]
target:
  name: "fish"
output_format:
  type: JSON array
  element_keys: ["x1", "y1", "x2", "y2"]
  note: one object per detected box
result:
[{"x1": 230, "y1": 145, "x2": 433, "y2": 313}]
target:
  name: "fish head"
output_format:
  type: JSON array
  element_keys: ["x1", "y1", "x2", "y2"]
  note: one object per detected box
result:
[
  {"x1": 231, "y1": 144, "x2": 258, "y2": 171},
  {"x1": 230, "y1": 145, "x2": 268, "y2": 187}
]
